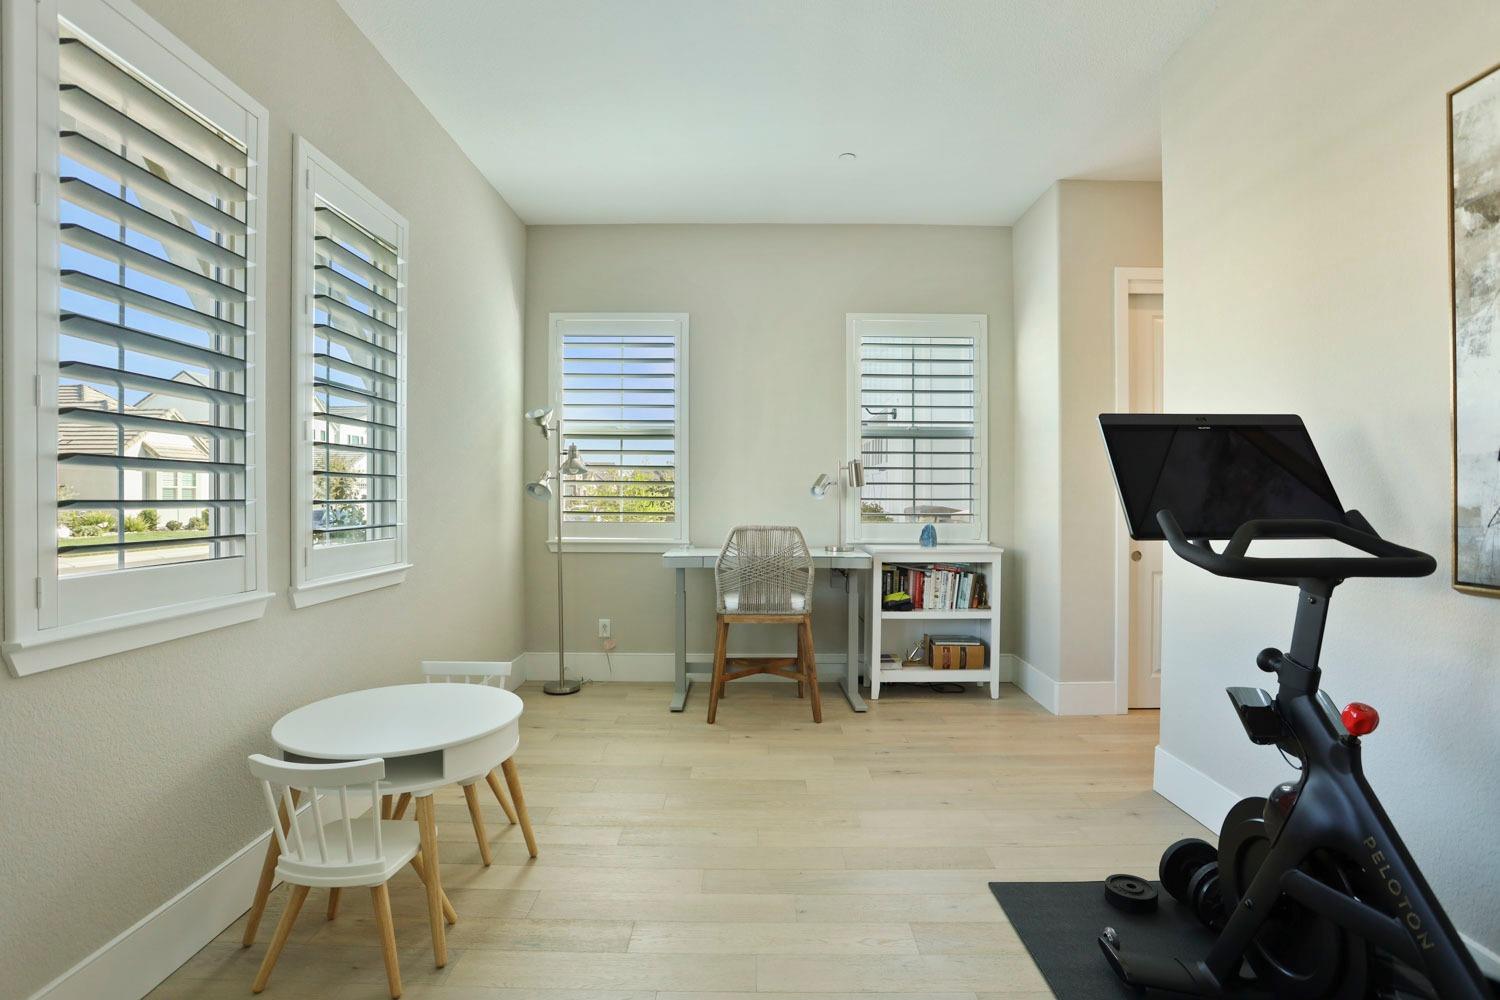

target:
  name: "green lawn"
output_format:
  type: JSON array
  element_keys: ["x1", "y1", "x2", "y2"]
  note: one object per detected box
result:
[{"x1": 59, "y1": 528, "x2": 210, "y2": 548}]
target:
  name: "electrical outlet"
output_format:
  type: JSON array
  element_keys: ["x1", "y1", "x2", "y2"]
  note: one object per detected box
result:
[{"x1": 598, "y1": 618, "x2": 612, "y2": 639}]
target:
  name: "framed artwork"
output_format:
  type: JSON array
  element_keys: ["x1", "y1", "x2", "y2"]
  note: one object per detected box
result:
[{"x1": 1449, "y1": 61, "x2": 1500, "y2": 596}]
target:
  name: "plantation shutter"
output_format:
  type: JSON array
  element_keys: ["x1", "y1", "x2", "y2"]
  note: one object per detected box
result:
[
  {"x1": 309, "y1": 202, "x2": 401, "y2": 547},
  {"x1": 857, "y1": 333, "x2": 977, "y2": 524},
  {"x1": 54, "y1": 31, "x2": 252, "y2": 576},
  {"x1": 558, "y1": 319, "x2": 681, "y2": 528}
]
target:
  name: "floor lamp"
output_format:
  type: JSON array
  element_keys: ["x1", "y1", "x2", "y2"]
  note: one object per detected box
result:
[{"x1": 524, "y1": 407, "x2": 588, "y2": 695}]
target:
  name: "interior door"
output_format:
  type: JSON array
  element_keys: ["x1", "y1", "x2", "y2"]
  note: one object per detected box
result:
[{"x1": 1129, "y1": 305, "x2": 1164, "y2": 708}]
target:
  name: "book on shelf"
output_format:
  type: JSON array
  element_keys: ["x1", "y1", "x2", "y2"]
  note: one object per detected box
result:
[{"x1": 880, "y1": 562, "x2": 989, "y2": 611}]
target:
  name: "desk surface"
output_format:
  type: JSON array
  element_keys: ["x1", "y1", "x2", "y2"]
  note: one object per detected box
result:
[
  {"x1": 273, "y1": 684, "x2": 521, "y2": 760},
  {"x1": 663, "y1": 546, "x2": 872, "y2": 569}
]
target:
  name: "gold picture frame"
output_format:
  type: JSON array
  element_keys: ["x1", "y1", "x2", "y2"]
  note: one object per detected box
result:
[{"x1": 1448, "y1": 60, "x2": 1500, "y2": 597}]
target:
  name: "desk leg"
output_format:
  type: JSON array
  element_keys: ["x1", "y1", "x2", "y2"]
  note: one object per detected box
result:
[
  {"x1": 242, "y1": 787, "x2": 299, "y2": 947},
  {"x1": 841, "y1": 568, "x2": 868, "y2": 712},
  {"x1": 670, "y1": 566, "x2": 689, "y2": 711},
  {"x1": 415, "y1": 793, "x2": 447, "y2": 967}
]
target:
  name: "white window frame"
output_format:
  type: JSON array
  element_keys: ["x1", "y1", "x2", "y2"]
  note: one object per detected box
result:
[
  {"x1": 548, "y1": 312, "x2": 690, "y2": 553},
  {"x1": 290, "y1": 138, "x2": 409, "y2": 608},
  {"x1": 1, "y1": 0, "x2": 271, "y2": 676},
  {"x1": 845, "y1": 313, "x2": 988, "y2": 545}
]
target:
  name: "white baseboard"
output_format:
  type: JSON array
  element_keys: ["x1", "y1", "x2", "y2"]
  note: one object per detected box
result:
[
  {"x1": 1009, "y1": 655, "x2": 1118, "y2": 715},
  {"x1": 1465, "y1": 933, "x2": 1500, "y2": 981},
  {"x1": 30, "y1": 796, "x2": 365, "y2": 1000},
  {"x1": 1152, "y1": 744, "x2": 1241, "y2": 833},
  {"x1": 516, "y1": 650, "x2": 851, "y2": 684}
]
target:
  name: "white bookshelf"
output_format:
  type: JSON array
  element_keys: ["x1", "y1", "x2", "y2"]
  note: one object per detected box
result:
[{"x1": 865, "y1": 544, "x2": 1004, "y2": 700}]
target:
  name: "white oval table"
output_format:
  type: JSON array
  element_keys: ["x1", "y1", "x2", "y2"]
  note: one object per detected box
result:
[{"x1": 243, "y1": 684, "x2": 531, "y2": 968}]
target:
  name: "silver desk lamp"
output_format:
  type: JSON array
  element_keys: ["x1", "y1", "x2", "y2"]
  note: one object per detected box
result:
[
  {"x1": 810, "y1": 458, "x2": 865, "y2": 554},
  {"x1": 524, "y1": 407, "x2": 588, "y2": 695}
]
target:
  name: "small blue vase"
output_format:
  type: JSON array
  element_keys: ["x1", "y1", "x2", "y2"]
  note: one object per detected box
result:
[{"x1": 919, "y1": 524, "x2": 938, "y2": 548}]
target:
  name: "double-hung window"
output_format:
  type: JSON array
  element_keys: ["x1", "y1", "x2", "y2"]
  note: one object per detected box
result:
[
  {"x1": 290, "y1": 139, "x2": 409, "y2": 607},
  {"x1": 846, "y1": 314, "x2": 988, "y2": 544},
  {"x1": 2, "y1": 0, "x2": 270, "y2": 675},
  {"x1": 549, "y1": 313, "x2": 689, "y2": 550}
]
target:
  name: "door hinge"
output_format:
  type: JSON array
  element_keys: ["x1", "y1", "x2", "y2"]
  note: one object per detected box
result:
[
  {"x1": 34, "y1": 373, "x2": 42, "y2": 406},
  {"x1": 34, "y1": 577, "x2": 42, "y2": 609},
  {"x1": 302, "y1": 546, "x2": 310, "y2": 567},
  {"x1": 33, "y1": 172, "x2": 41, "y2": 206}
]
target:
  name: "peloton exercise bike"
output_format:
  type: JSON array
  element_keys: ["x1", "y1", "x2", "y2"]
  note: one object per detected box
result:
[{"x1": 1096, "y1": 414, "x2": 1495, "y2": 999}]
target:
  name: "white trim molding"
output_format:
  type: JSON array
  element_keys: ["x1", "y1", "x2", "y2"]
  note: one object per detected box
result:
[
  {"x1": 1110, "y1": 266, "x2": 1164, "y2": 714},
  {"x1": 517, "y1": 650, "x2": 1022, "y2": 689},
  {"x1": 1152, "y1": 744, "x2": 1241, "y2": 832},
  {"x1": 845, "y1": 313, "x2": 990, "y2": 546},
  {"x1": 290, "y1": 137, "x2": 411, "y2": 607},
  {"x1": 28, "y1": 794, "x2": 362, "y2": 1000},
  {"x1": 546, "y1": 312, "x2": 690, "y2": 549},
  {"x1": 1010, "y1": 654, "x2": 1119, "y2": 715},
  {"x1": 2, "y1": 0, "x2": 272, "y2": 676}
]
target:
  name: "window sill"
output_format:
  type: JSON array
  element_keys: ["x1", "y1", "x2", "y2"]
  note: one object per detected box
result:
[
  {"x1": 2, "y1": 590, "x2": 274, "y2": 677},
  {"x1": 546, "y1": 538, "x2": 684, "y2": 554},
  {"x1": 291, "y1": 563, "x2": 411, "y2": 609}
]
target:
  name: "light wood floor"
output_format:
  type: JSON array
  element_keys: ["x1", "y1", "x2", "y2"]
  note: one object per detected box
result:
[{"x1": 149, "y1": 680, "x2": 1199, "y2": 999}]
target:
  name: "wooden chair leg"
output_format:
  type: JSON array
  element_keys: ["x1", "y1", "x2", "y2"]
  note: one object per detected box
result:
[
  {"x1": 796, "y1": 624, "x2": 806, "y2": 698},
  {"x1": 243, "y1": 788, "x2": 299, "y2": 947},
  {"x1": 485, "y1": 768, "x2": 519, "y2": 825},
  {"x1": 801, "y1": 618, "x2": 822, "y2": 724},
  {"x1": 380, "y1": 794, "x2": 393, "y2": 820},
  {"x1": 326, "y1": 887, "x2": 341, "y2": 920},
  {"x1": 500, "y1": 757, "x2": 539, "y2": 858},
  {"x1": 462, "y1": 782, "x2": 493, "y2": 866},
  {"x1": 392, "y1": 792, "x2": 411, "y2": 821},
  {"x1": 251, "y1": 883, "x2": 309, "y2": 993},
  {"x1": 370, "y1": 882, "x2": 403, "y2": 999},
  {"x1": 415, "y1": 795, "x2": 447, "y2": 967},
  {"x1": 408, "y1": 855, "x2": 458, "y2": 923},
  {"x1": 707, "y1": 618, "x2": 728, "y2": 724}
]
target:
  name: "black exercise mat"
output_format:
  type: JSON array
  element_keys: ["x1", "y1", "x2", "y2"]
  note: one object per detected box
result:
[{"x1": 989, "y1": 879, "x2": 1258, "y2": 999}]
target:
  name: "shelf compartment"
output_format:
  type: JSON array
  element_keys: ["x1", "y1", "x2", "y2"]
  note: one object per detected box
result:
[
  {"x1": 880, "y1": 608, "x2": 992, "y2": 620},
  {"x1": 878, "y1": 667, "x2": 993, "y2": 682}
]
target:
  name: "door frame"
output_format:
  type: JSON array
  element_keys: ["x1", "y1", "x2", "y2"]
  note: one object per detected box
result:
[{"x1": 1112, "y1": 266, "x2": 1164, "y2": 714}]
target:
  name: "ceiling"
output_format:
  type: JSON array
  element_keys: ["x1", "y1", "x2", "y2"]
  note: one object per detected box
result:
[{"x1": 338, "y1": 0, "x2": 1217, "y2": 226}]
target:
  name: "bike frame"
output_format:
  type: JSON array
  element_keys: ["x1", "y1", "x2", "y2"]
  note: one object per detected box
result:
[{"x1": 1105, "y1": 577, "x2": 1493, "y2": 998}]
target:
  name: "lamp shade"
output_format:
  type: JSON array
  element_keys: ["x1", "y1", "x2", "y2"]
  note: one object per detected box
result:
[{"x1": 560, "y1": 443, "x2": 589, "y2": 476}]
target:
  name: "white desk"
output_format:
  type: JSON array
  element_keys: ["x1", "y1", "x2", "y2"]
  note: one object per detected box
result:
[
  {"x1": 245, "y1": 684, "x2": 524, "y2": 968},
  {"x1": 662, "y1": 546, "x2": 872, "y2": 713}
]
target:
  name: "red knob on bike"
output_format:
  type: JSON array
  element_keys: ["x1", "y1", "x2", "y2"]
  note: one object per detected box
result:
[{"x1": 1341, "y1": 702, "x2": 1379, "y2": 736}]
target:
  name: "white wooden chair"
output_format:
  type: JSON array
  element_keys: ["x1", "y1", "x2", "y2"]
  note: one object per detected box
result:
[
  {"x1": 417, "y1": 660, "x2": 537, "y2": 862},
  {"x1": 246, "y1": 755, "x2": 421, "y2": 998}
]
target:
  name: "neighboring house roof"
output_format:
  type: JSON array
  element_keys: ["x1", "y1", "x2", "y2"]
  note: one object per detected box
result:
[{"x1": 58, "y1": 377, "x2": 212, "y2": 462}]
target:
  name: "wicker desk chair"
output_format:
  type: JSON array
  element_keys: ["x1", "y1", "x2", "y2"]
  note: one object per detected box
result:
[{"x1": 708, "y1": 525, "x2": 821, "y2": 724}]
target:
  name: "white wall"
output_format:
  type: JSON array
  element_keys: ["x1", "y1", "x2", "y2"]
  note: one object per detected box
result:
[
  {"x1": 1011, "y1": 188, "x2": 1062, "y2": 676},
  {"x1": 1161, "y1": 0, "x2": 1500, "y2": 961},
  {"x1": 1010, "y1": 181, "x2": 1162, "y2": 692},
  {"x1": 0, "y1": 1, "x2": 527, "y2": 995},
  {"x1": 523, "y1": 225, "x2": 1014, "y2": 663}
]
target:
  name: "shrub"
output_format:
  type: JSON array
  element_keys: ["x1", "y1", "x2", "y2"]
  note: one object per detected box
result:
[
  {"x1": 58, "y1": 510, "x2": 116, "y2": 537},
  {"x1": 165, "y1": 519, "x2": 183, "y2": 532},
  {"x1": 139, "y1": 508, "x2": 160, "y2": 530},
  {"x1": 123, "y1": 514, "x2": 147, "y2": 533}
]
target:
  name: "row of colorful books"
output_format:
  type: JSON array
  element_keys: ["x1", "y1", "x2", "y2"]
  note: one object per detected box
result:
[{"x1": 880, "y1": 563, "x2": 988, "y2": 611}]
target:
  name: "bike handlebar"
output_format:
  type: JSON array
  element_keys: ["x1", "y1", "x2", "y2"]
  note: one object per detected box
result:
[{"x1": 1155, "y1": 510, "x2": 1436, "y2": 582}]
